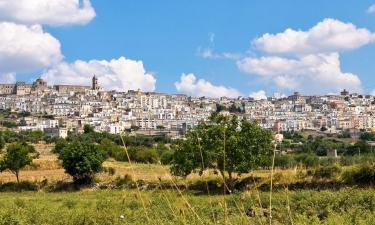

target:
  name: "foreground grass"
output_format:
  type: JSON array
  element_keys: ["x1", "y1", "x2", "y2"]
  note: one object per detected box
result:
[{"x1": 0, "y1": 188, "x2": 374, "y2": 225}]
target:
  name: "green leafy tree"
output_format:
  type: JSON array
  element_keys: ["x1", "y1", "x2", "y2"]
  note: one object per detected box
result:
[
  {"x1": 59, "y1": 141, "x2": 106, "y2": 184},
  {"x1": 156, "y1": 125, "x2": 165, "y2": 130},
  {"x1": 83, "y1": 124, "x2": 95, "y2": 134},
  {"x1": 346, "y1": 140, "x2": 371, "y2": 155},
  {"x1": 53, "y1": 138, "x2": 68, "y2": 154},
  {"x1": 99, "y1": 138, "x2": 126, "y2": 160},
  {"x1": 359, "y1": 132, "x2": 375, "y2": 141},
  {"x1": 171, "y1": 114, "x2": 273, "y2": 188},
  {"x1": 0, "y1": 135, "x2": 5, "y2": 151},
  {"x1": 0, "y1": 143, "x2": 32, "y2": 183}
]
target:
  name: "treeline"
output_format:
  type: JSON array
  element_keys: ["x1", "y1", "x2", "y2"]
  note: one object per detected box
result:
[
  {"x1": 0, "y1": 126, "x2": 174, "y2": 165},
  {"x1": 280, "y1": 131, "x2": 375, "y2": 156},
  {"x1": 274, "y1": 153, "x2": 375, "y2": 169},
  {"x1": 53, "y1": 125, "x2": 173, "y2": 165}
]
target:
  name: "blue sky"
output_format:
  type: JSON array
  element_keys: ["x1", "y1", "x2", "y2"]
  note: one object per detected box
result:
[{"x1": 1, "y1": 0, "x2": 375, "y2": 98}]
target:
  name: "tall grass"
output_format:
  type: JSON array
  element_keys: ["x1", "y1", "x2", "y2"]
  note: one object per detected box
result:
[{"x1": 0, "y1": 189, "x2": 374, "y2": 225}]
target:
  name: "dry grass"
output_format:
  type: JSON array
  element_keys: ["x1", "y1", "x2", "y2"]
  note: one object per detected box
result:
[{"x1": 0, "y1": 150, "x2": 305, "y2": 186}]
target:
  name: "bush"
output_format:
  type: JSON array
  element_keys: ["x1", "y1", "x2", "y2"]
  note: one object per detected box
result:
[
  {"x1": 0, "y1": 181, "x2": 39, "y2": 192},
  {"x1": 59, "y1": 141, "x2": 106, "y2": 184},
  {"x1": 340, "y1": 154, "x2": 375, "y2": 166},
  {"x1": 319, "y1": 157, "x2": 339, "y2": 167},
  {"x1": 52, "y1": 138, "x2": 67, "y2": 154},
  {"x1": 342, "y1": 165, "x2": 375, "y2": 185},
  {"x1": 274, "y1": 154, "x2": 296, "y2": 169},
  {"x1": 160, "y1": 150, "x2": 174, "y2": 165},
  {"x1": 294, "y1": 153, "x2": 319, "y2": 168},
  {"x1": 135, "y1": 148, "x2": 159, "y2": 163},
  {"x1": 0, "y1": 136, "x2": 5, "y2": 151},
  {"x1": 313, "y1": 165, "x2": 341, "y2": 180},
  {"x1": 102, "y1": 167, "x2": 116, "y2": 176},
  {"x1": 128, "y1": 147, "x2": 159, "y2": 163},
  {"x1": 1, "y1": 120, "x2": 17, "y2": 128},
  {"x1": 114, "y1": 174, "x2": 133, "y2": 187}
]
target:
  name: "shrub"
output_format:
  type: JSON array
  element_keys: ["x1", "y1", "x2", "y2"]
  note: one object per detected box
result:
[
  {"x1": 128, "y1": 147, "x2": 159, "y2": 163},
  {"x1": 52, "y1": 138, "x2": 67, "y2": 154},
  {"x1": 115, "y1": 174, "x2": 133, "y2": 187},
  {"x1": 274, "y1": 154, "x2": 297, "y2": 169},
  {"x1": 319, "y1": 157, "x2": 339, "y2": 167},
  {"x1": 59, "y1": 141, "x2": 106, "y2": 184},
  {"x1": 102, "y1": 167, "x2": 116, "y2": 176},
  {"x1": 0, "y1": 181, "x2": 39, "y2": 192},
  {"x1": 294, "y1": 153, "x2": 319, "y2": 168},
  {"x1": 99, "y1": 138, "x2": 125, "y2": 160},
  {"x1": 160, "y1": 150, "x2": 174, "y2": 165},
  {"x1": 0, "y1": 136, "x2": 5, "y2": 151},
  {"x1": 342, "y1": 165, "x2": 375, "y2": 185},
  {"x1": 313, "y1": 165, "x2": 341, "y2": 180}
]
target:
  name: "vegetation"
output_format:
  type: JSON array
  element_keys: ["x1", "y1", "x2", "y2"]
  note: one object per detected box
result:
[
  {"x1": 0, "y1": 124, "x2": 374, "y2": 224},
  {"x1": 171, "y1": 114, "x2": 273, "y2": 188},
  {"x1": 0, "y1": 189, "x2": 374, "y2": 224},
  {"x1": 0, "y1": 143, "x2": 33, "y2": 183},
  {"x1": 0, "y1": 136, "x2": 5, "y2": 151},
  {"x1": 59, "y1": 141, "x2": 106, "y2": 184},
  {"x1": 0, "y1": 120, "x2": 17, "y2": 128}
]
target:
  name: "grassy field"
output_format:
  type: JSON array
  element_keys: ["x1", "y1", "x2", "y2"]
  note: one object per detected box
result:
[
  {"x1": 1, "y1": 145, "x2": 375, "y2": 224},
  {"x1": 0, "y1": 188, "x2": 374, "y2": 225}
]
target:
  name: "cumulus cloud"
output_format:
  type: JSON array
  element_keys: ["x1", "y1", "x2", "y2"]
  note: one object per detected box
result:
[
  {"x1": 249, "y1": 90, "x2": 267, "y2": 100},
  {"x1": 368, "y1": 4, "x2": 375, "y2": 14},
  {"x1": 0, "y1": 22, "x2": 62, "y2": 74},
  {"x1": 238, "y1": 53, "x2": 361, "y2": 94},
  {"x1": 0, "y1": 73, "x2": 16, "y2": 84},
  {"x1": 41, "y1": 57, "x2": 156, "y2": 92},
  {"x1": 0, "y1": 0, "x2": 95, "y2": 26},
  {"x1": 175, "y1": 73, "x2": 242, "y2": 98},
  {"x1": 253, "y1": 18, "x2": 374, "y2": 55},
  {"x1": 236, "y1": 18, "x2": 374, "y2": 94}
]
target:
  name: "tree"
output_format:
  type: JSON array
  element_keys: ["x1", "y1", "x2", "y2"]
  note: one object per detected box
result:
[
  {"x1": 84, "y1": 124, "x2": 95, "y2": 134},
  {"x1": 345, "y1": 140, "x2": 371, "y2": 155},
  {"x1": 0, "y1": 135, "x2": 5, "y2": 151},
  {"x1": 53, "y1": 138, "x2": 68, "y2": 154},
  {"x1": 156, "y1": 125, "x2": 165, "y2": 130},
  {"x1": 59, "y1": 141, "x2": 106, "y2": 184},
  {"x1": 359, "y1": 132, "x2": 375, "y2": 141},
  {"x1": 170, "y1": 114, "x2": 273, "y2": 189},
  {"x1": 0, "y1": 143, "x2": 32, "y2": 183}
]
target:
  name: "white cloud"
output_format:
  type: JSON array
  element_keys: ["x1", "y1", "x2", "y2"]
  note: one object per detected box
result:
[
  {"x1": 236, "y1": 18, "x2": 374, "y2": 94},
  {"x1": 0, "y1": 73, "x2": 16, "y2": 84},
  {"x1": 253, "y1": 18, "x2": 374, "y2": 55},
  {"x1": 272, "y1": 92, "x2": 286, "y2": 99},
  {"x1": 41, "y1": 57, "x2": 156, "y2": 92},
  {"x1": 368, "y1": 4, "x2": 375, "y2": 14},
  {"x1": 0, "y1": 0, "x2": 95, "y2": 26},
  {"x1": 249, "y1": 90, "x2": 267, "y2": 100},
  {"x1": 197, "y1": 32, "x2": 242, "y2": 60},
  {"x1": 175, "y1": 73, "x2": 242, "y2": 98},
  {"x1": 0, "y1": 22, "x2": 62, "y2": 74},
  {"x1": 238, "y1": 53, "x2": 361, "y2": 94}
]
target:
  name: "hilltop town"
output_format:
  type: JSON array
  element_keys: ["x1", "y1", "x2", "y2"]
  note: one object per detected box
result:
[{"x1": 0, "y1": 76, "x2": 373, "y2": 138}]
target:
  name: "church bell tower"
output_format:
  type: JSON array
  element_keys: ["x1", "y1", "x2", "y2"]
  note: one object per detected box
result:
[{"x1": 92, "y1": 75, "x2": 100, "y2": 90}]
